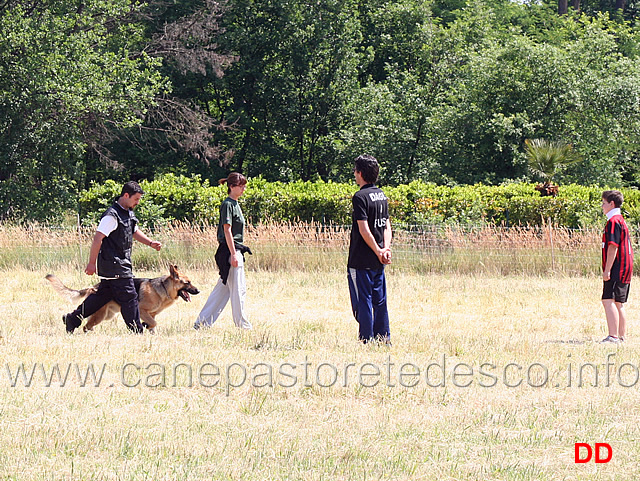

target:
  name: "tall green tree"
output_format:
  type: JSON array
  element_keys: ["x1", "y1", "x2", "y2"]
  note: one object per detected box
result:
[
  {"x1": 96, "y1": 0, "x2": 237, "y2": 182},
  {"x1": 0, "y1": 0, "x2": 166, "y2": 219},
  {"x1": 554, "y1": 0, "x2": 640, "y2": 20},
  {"x1": 430, "y1": 5, "x2": 640, "y2": 185},
  {"x1": 210, "y1": 0, "x2": 363, "y2": 181},
  {"x1": 337, "y1": 0, "x2": 460, "y2": 184}
]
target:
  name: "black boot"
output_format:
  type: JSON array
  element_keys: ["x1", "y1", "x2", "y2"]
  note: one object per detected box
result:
[{"x1": 62, "y1": 313, "x2": 82, "y2": 334}]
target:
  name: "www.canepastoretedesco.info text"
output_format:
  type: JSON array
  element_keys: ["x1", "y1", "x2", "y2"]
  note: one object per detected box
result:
[{"x1": 3, "y1": 354, "x2": 638, "y2": 394}]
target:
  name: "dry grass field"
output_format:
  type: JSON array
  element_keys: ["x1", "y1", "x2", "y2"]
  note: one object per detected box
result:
[
  {"x1": 2, "y1": 263, "x2": 640, "y2": 480},
  {"x1": 0, "y1": 223, "x2": 638, "y2": 480}
]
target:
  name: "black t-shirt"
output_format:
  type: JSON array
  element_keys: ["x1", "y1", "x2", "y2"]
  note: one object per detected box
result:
[{"x1": 348, "y1": 184, "x2": 389, "y2": 269}]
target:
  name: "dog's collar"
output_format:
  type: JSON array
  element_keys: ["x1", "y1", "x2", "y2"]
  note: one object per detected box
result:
[{"x1": 160, "y1": 278, "x2": 171, "y2": 297}]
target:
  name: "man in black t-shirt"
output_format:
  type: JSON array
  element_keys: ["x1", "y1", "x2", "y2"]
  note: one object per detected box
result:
[{"x1": 347, "y1": 154, "x2": 392, "y2": 343}]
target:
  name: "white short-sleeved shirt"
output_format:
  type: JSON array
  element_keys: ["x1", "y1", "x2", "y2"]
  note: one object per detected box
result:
[{"x1": 97, "y1": 215, "x2": 138, "y2": 236}]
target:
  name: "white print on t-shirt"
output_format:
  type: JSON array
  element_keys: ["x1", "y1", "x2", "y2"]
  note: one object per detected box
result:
[
  {"x1": 368, "y1": 192, "x2": 387, "y2": 202},
  {"x1": 374, "y1": 217, "x2": 387, "y2": 228}
]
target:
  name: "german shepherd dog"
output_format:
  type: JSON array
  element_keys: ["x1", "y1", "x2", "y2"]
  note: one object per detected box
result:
[{"x1": 46, "y1": 264, "x2": 199, "y2": 333}]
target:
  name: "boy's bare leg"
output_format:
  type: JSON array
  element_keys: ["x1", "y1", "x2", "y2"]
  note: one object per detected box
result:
[
  {"x1": 616, "y1": 302, "x2": 627, "y2": 339},
  {"x1": 602, "y1": 299, "x2": 619, "y2": 337}
]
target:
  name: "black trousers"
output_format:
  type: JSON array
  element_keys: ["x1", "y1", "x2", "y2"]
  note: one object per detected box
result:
[{"x1": 66, "y1": 278, "x2": 143, "y2": 333}]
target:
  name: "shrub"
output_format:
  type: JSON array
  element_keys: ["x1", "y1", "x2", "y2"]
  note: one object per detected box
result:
[{"x1": 78, "y1": 174, "x2": 637, "y2": 229}]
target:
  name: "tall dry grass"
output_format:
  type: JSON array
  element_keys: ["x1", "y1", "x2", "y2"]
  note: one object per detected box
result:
[{"x1": 0, "y1": 222, "x2": 603, "y2": 276}]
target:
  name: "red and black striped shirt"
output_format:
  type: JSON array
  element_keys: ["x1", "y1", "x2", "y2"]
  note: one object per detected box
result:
[{"x1": 602, "y1": 214, "x2": 633, "y2": 283}]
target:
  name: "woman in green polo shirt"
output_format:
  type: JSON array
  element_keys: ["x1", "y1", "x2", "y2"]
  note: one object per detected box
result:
[{"x1": 194, "y1": 173, "x2": 252, "y2": 330}]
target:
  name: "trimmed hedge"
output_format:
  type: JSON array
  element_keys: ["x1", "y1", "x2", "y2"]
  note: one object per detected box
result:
[{"x1": 78, "y1": 174, "x2": 640, "y2": 228}]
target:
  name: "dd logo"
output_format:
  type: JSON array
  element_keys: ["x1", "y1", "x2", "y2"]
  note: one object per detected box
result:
[{"x1": 575, "y1": 443, "x2": 612, "y2": 464}]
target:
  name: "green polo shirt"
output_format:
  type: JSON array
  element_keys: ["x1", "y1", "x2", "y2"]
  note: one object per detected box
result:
[{"x1": 217, "y1": 197, "x2": 245, "y2": 244}]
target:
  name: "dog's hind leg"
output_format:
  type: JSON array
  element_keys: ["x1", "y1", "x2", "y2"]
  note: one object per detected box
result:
[{"x1": 82, "y1": 304, "x2": 110, "y2": 332}]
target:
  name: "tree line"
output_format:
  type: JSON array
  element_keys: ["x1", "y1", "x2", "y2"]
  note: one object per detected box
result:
[{"x1": 2, "y1": 0, "x2": 640, "y2": 221}]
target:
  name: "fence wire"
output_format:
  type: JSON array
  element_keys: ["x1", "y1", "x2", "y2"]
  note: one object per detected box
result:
[{"x1": 0, "y1": 222, "x2": 615, "y2": 276}]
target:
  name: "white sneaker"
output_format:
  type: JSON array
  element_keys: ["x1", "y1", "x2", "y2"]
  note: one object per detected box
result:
[{"x1": 601, "y1": 335, "x2": 621, "y2": 343}]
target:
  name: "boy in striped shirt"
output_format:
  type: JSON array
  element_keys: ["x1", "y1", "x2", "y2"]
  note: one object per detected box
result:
[{"x1": 601, "y1": 190, "x2": 633, "y2": 343}]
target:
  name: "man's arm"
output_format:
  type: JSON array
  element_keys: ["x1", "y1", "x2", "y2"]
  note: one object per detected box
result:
[
  {"x1": 603, "y1": 244, "x2": 618, "y2": 281},
  {"x1": 357, "y1": 220, "x2": 391, "y2": 264},
  {"x1": 133, "y1": 229, "x2": 162, "y2": 251},
  {"x1": 85, "y1": 232, "x2": 106, "y2": 275},
  {"x1": 383, "y1": 219, "x2": 392, "y2": 264},
  {"x1": 384, "y1": 219, "x2": 392, "y2": 249}
]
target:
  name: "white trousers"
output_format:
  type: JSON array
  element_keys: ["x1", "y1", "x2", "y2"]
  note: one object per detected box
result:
[{"x1": 195, "y1": 255, "x2": 252, "y2": 329}]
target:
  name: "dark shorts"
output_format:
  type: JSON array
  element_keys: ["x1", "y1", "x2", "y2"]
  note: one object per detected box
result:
[{"x1": 602, "y1": 279, "x2": 630, "y2": 303}]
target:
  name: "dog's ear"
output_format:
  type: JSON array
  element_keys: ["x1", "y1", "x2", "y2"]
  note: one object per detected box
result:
[{"x1": 169, "y1": 264, "x2": 179, "y2": 278}]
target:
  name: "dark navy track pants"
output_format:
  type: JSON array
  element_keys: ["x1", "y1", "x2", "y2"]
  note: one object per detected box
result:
[{"x1": 347, "y1": 267, "x2": 390, "y2": 342}]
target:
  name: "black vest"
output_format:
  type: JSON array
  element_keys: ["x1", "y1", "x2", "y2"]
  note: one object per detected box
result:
[{"x1": 97, "y1": 201, "x2": 137, "y2": 278}]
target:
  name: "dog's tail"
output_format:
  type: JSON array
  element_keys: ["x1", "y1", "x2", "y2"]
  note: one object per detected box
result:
[{"x1": 45, "y1": 274, "x2": 96, "y2": 304}]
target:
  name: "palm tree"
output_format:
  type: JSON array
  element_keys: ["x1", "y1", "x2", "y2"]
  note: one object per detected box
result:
[{"x1": 525, "y1": 139, "x2": 581, "y2": 195}]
